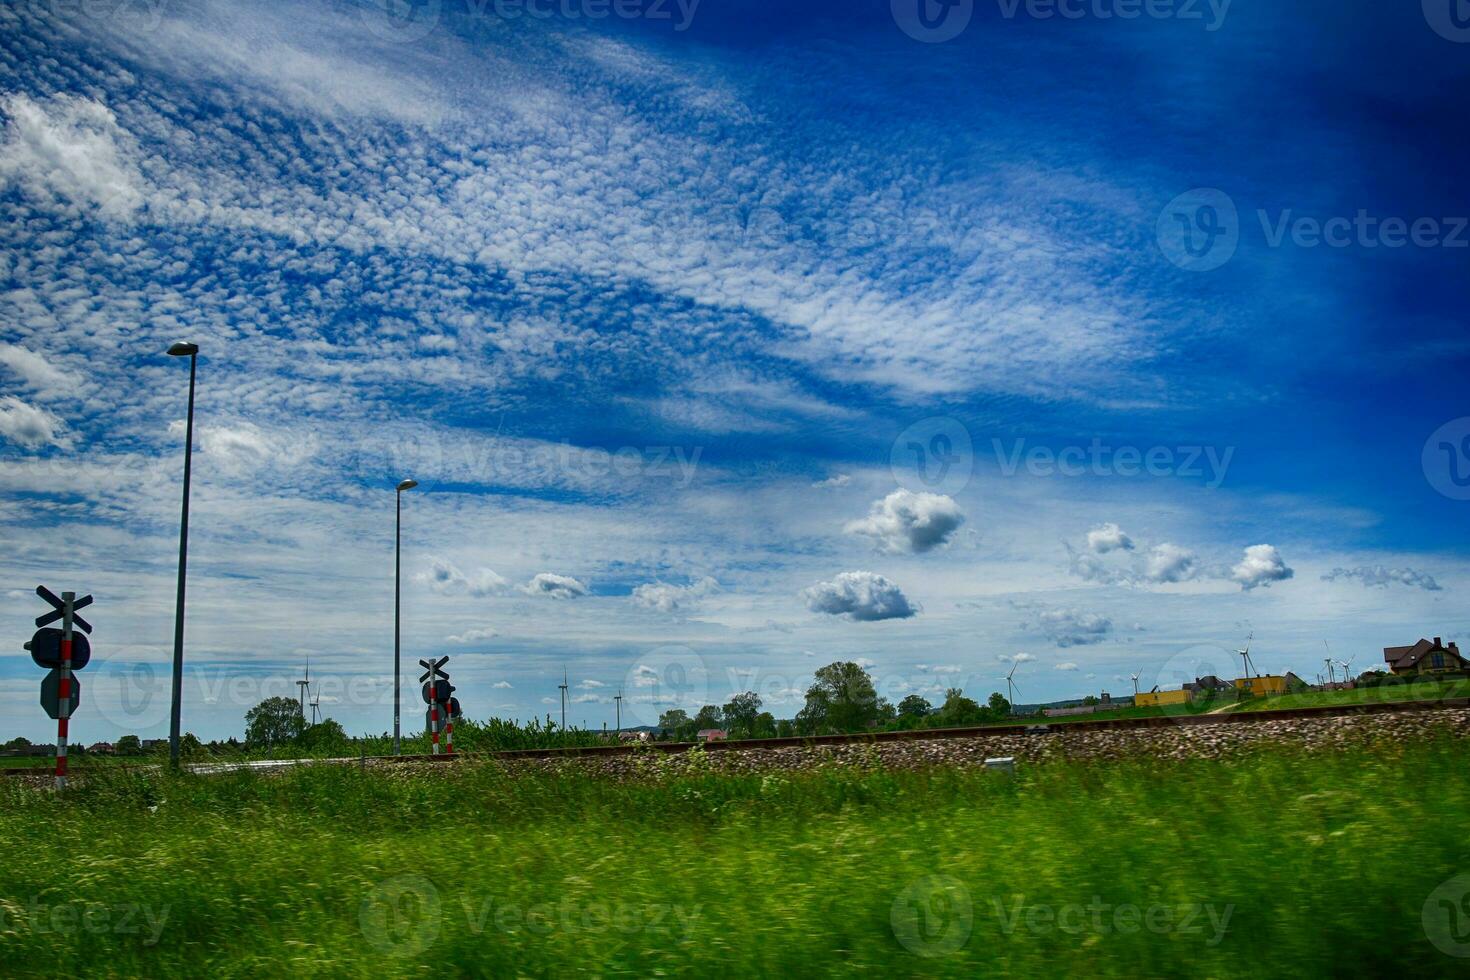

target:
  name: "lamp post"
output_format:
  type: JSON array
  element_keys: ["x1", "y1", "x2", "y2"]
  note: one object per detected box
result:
[
  {"x1": 394, "y1": 478, "x2": 418, "y2": 755},
  {"x1": 165, "y1": 341, "x2": 198, "y2": 769}
]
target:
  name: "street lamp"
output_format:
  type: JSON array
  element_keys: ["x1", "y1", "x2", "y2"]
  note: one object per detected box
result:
[
  {"x1": 394, "y1": 477, "x2": 418, "y2": 755},
  {"x1": 165, "y1": 341, "x2": 199, "y2": 769}
]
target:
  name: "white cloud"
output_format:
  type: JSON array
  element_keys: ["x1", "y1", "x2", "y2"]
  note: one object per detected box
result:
[
  {"x1": 523, "y1": 573, "x2": 589, "y2": 599},
  {"x1": 998, "y1": 652, "x2": 1034, "y2": 664},
  {"x1": 0, "y1": 344, "x2": 77, "y2": 396},
  {"x1": 0, "y1": 397, "x2": 70, "y2": 449},
  {"x1": 1322, "y1": 565, "x2": 1441, "y2": 592},
  {"x1": 844, "y1": 489, "x2": 965, "y2": 554},
  {"x1": 1086, "y1": 522, "x2": 1133, "y2": 554},
  {"x1": 1055, "y1": 662, "x2": 1079, "y2": 671},
  {"x1": 1034, "y1": 608, "x2": 1113, "y2": 647},
  {"x1": 1231, "y1": 544, "x2": 1294, "y2": 591},
  {"x1": 1143, "y1": 543, "x2": 1199, "y2": 584},
  {"x1": 0, "y1": 93, "x2": 144, "y2": 218},
  {"x1": 579, "y1": 680, "x2": 605, "y2": 689},
  {"x1": 813, "y1": 474, "x2": 851, "y2": 489},
  {"x1": 492, "y1": 680, "x2": 513, "y2": 689},
  {"x1": 802, "y1": 571, "x2": 917, "y2": 622},
  {"x1": 446, "y1": 627, "x2": 497, "y2": 645},
  {"x1": 631, "y1": 576, "x2": 719, "y2": 613},
  {"x1": 418, "y1": 559, "x2": 508, "y2": 597},
  {"x1": 917, "y1": 664, "x2": 962, "y2": 674}
]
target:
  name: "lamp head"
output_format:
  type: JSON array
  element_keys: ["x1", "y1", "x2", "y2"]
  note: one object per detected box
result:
[
  {"x1": 396, "y1": 479, "x2": 418, "y2": 492},
  {"x1": 167, "y1": 342, "x2": 199, "y2": 357}
]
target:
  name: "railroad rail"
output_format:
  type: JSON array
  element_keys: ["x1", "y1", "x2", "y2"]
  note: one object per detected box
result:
[{"x1": 6, "y1": 695, "x2": 1468, "y2": 777}]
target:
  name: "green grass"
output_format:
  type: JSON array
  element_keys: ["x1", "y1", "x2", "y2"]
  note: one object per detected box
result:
[
  {"x1": 1232, "y1": 677, "x2": 1470, "y2": 713},
  {"x1": 3, "y1": 738, "x2": 1469, "y2": 978}
]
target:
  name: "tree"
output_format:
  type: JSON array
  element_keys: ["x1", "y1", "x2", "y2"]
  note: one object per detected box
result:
[
  {"x1": 898, "y1": 694, "x2": 932, "y2": 720},
  {"x1": 988, "y1": 692, "x2": 1011, "y2": 716},
  {"x1": 658, "y1": 708, "x2": 690, "y2": 732},
  {"x1": 299, "y1": 719, "x2": 348, "y2": 753},
  {"x1": 115, "y1": 735, "x2": 142, "y2": 756},
  {"x1": 179, "y1": 732, "x2": 207, "y2": 761},
  {"x1": 245, "y1": 697, "x2": 306, "y2": 749},
  {"x1": 692, "y1": 704, "x2": 725, "y2": 731},
  {"x1": 797, "y1": 661, "x2": 884, "y2": 733},
  {"x1": 3, "y1": 736, "x2": 32, "y2": 752},
  {"x1": 753, "y1": 711, "x2": 777, "y2": 738},
  {"x1": 934, "y1": 688, "x2": 985, "y2": 727},
  {"x1": 721, "y1": 692, "x2": 762, "y2": 737}
]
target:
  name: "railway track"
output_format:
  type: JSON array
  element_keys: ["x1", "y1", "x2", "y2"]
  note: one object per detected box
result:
[{"x1": 6, "y1": 695, "x2": 1467, "y2": 777}]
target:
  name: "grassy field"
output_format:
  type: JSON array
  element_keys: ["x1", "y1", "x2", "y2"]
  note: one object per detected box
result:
[
  {"x1": 1232, "y1": 677, "x2": 1470, "y2": 713},
  {"x1": 3, "y1": 737, "x2": 1469, "y2": 977}
]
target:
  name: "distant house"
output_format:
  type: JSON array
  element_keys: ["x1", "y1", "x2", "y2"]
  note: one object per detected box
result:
[
  {"x1": 1134, "y1": 688, "x2": 1190, "y2": 708},
  {"x1": 1383, "y1": 637, "x2": 1468, "y2": 676},
  {"x1": 696, "y1": 729, "x2": 728, "y2": 742},
  {"x1": 1183, "y1": 676, "x2": 1232, "y2": 695},
  {"x1": 1233, "y1": 675, "x2": 1296, "y2": 697},
  {"x1": 87, "y1": 742, "x2": 116, "y2": 754}
]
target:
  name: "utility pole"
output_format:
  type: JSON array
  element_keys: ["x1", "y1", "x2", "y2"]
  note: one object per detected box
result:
[
  {"x1": 393, "y1": 478, "x2": 417, "y2": 754},
  {"x1": 614, "y1": 689, "x2": 624, "y2": 734}
]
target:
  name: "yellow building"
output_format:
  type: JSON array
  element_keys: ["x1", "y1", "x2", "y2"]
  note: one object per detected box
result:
[
  {"x1": 1233, "y1": 675, "x2": 1288, "y2": 697},
  {"x1": 1134, "y1": 688, "x2": 1191, "y2": 708}
]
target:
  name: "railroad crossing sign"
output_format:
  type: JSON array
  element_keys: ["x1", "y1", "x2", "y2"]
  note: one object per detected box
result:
[
  {"x1": 41, "y1": 669, "x2": 80, "y2": 720},
  {"x1": 28, "y1": 586, "x2": 94, "y2": 790},
  {"x1": 417, "y1": 656, "x2": 448, "y2": 684},
  {"x1": 26, "y1": 627, "x2": 92, "y2": 671},
  {"x1": 34, "y1": 586, "x2": 93, "y2": 634},
  {"x1": 421, "y1": 678, "x2": 454, "y2": 704}
]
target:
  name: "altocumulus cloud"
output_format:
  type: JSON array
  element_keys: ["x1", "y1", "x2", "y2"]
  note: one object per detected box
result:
[
  {"x1": 631, "y1": 576, "x2": 719, "y2": 613},
  {"x1": 802, "y1": 571, "x2": 917, "y2": 622},
  {"x1": 1323, "y1": 565, "x2": 1441, "y2": 592},
  {"x1": 523, "y1": 573, "x2": 589, "y2": 599},
  {"x1": 844, "y1": 489, "x2": 965, "y2": 554},
  {"x1": 418, "y1": 558, "x2": 508, "y2": 597}
]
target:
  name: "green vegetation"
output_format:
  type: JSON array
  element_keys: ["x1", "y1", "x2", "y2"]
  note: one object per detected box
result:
[
  {"x1": 1232, "y1": 676, "x2": 1470, "y2": 713},
  {"x1": 2, "y1": 737, "x2": 1467, "y2": 977}
]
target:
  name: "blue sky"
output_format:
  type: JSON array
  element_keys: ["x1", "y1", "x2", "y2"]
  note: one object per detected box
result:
[{"x1": 1, "y1": 0, "x2": 1467, "y2": 742}]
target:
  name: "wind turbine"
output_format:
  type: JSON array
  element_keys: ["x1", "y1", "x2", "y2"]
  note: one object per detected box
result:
[
  {"x1": 614, "y1": 689, "x2": 624, "y2": 733},
  {"x1": 1130, "y1": 671, "x2": 1141, "y2": 698},
  {"x1": 558, "y1": 668, "x2": 569, "y2": 731},
  {"x1": 1338, "y1": 656, "x2": 1356, "y2": 683},
  {"x1": 1236, "y1": 632, "x2": 1256, "y2": 679},
  {"x1": 297, "y1": 657, "x2": 312, "y2": 721},
  {"x1": 309, "y1": 688, "x2": 322, "y2": 726},
  {"x1": 1006, "y1": 661, "x2": 1022, "y2": 714}
]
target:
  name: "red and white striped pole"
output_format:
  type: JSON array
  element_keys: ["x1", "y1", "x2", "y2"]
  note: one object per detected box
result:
[
  {"x1": 55, "y1": 591, "x2": 74, "y2": 791},
  {"x1": 445, "y1": 710, "x2": 454, "y2": 755},
  {"x1": 429, "y1": 702, "x2": 440, "y2": 755}
]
